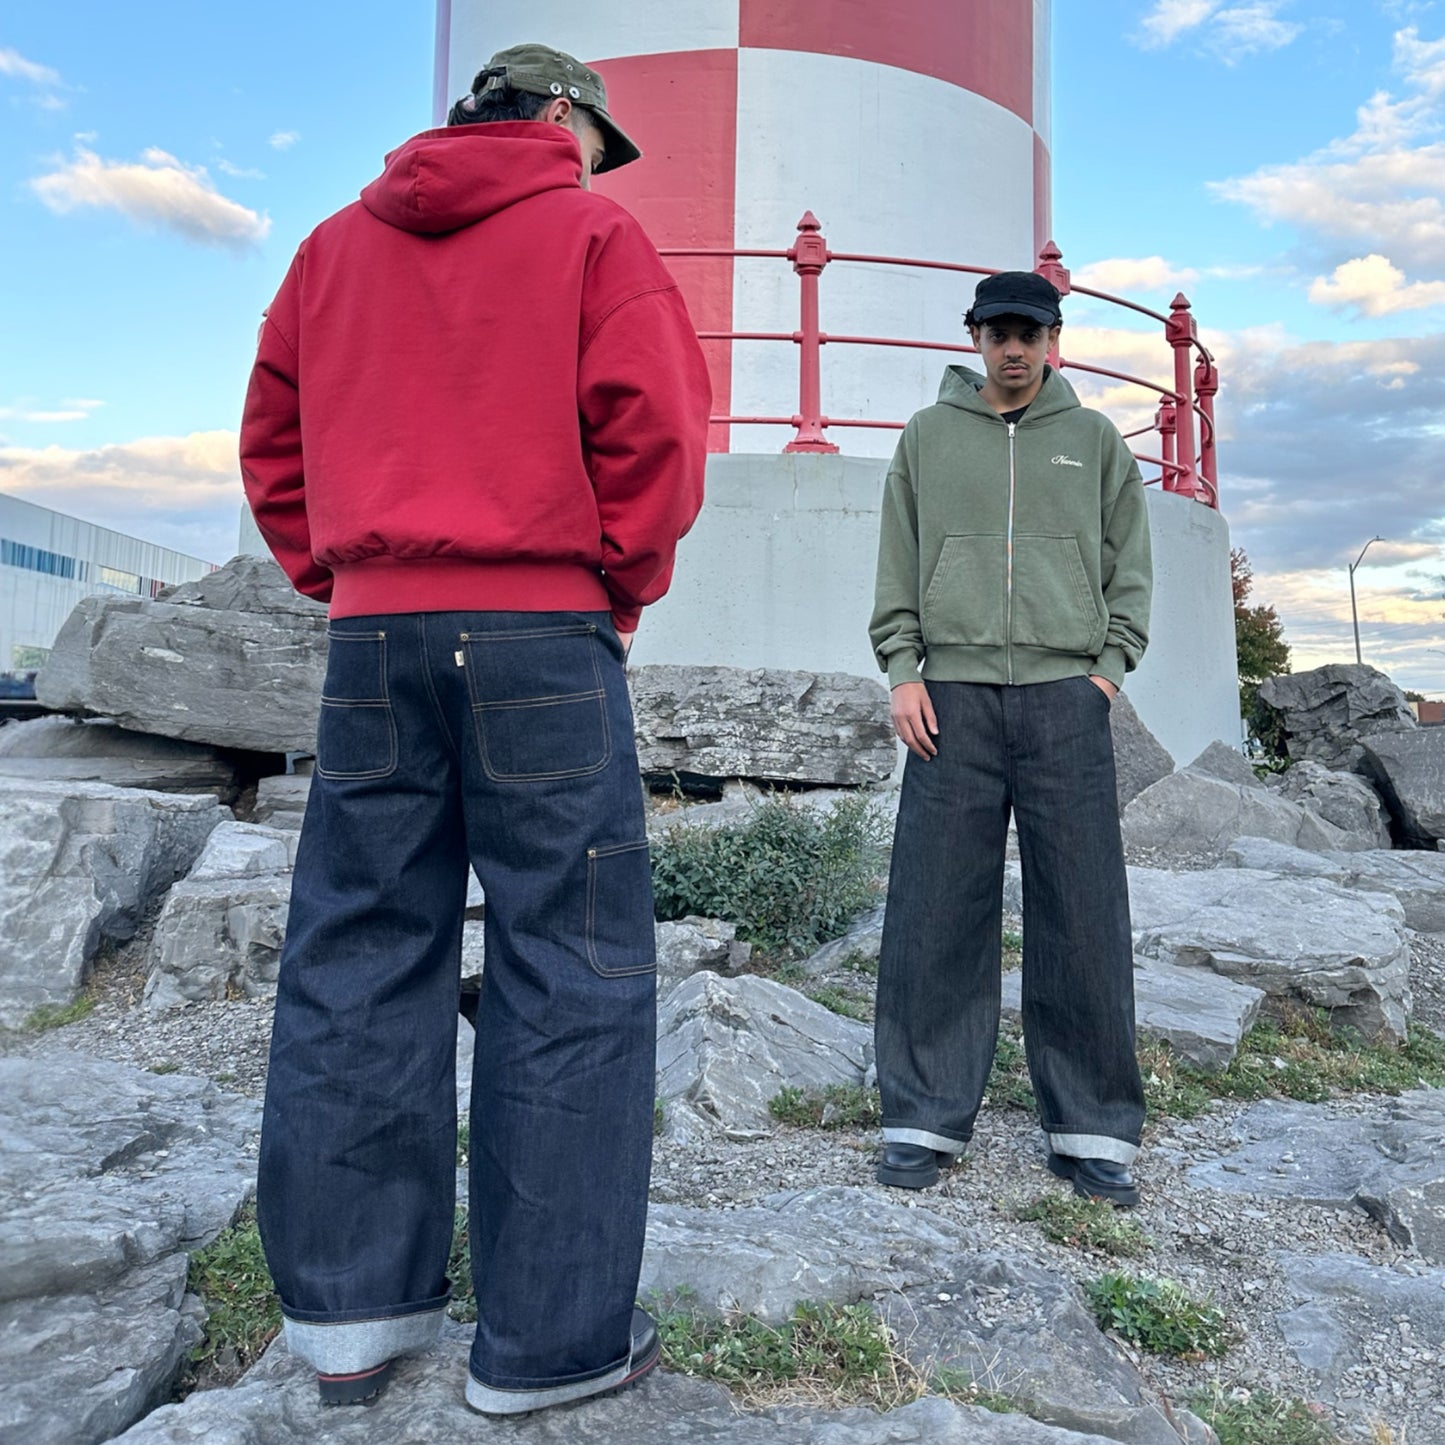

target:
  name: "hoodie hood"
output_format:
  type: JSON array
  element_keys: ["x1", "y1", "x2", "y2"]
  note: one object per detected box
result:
[
  {"x1": 360, "y1": 123, "x2": 583, "y2": 235},
  {"x1": 936, "y1": 363, "x2": 1081, "y2": 422}
]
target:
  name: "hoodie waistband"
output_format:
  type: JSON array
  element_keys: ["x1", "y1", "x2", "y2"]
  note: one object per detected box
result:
[{"x1": 327, "y1": 555, "x2": 610, "y2": 619}]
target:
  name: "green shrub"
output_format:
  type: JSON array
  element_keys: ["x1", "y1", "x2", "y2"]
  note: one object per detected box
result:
[
  {"x1": 1192, "y1": 1387, "x2": 1339, "y2": 1445},
  {"x1": 1014, "y1": 1194, "x2": 1152, "y2": 1258},
  {"x1": 186, "y1": 1206, "x2": 281, "y2": 1380},
  {"x1": 1085, "y1": 1273, "x2": 1235, "y2": 1358},
  {"x1": 651, "y1": 796, "x2": 886, "y2": 957},
  {"x1": 23, "y1": 997, "x2": 95, "y2": 1031},
  {"x1": 769, "y1": 1084, "x2": 883, "y2": 1130}
]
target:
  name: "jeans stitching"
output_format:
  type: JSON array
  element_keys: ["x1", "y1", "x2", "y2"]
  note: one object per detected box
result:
[{"x1": 317, "y1": 633, "x2": 397, "y2": 780}]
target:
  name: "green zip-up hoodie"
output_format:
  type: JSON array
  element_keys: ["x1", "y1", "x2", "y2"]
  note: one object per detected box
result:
[{"x1": 870, "y1": 364, "x2": 1151, "y2": 691}]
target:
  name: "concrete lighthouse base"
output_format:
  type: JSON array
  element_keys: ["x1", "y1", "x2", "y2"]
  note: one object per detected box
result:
[{"x1": 236, "y1": 453, "x2": 1238, "y2": 768}]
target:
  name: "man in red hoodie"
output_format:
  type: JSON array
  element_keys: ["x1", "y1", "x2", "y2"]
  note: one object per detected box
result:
[{"x1": 240, "y1": 44, "x2": 710, "y2": 1417}]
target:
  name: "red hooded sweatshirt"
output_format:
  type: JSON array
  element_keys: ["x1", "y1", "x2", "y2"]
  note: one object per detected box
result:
[{"x1": 239, "y1": 123, "x2": 710, "y2": 632}]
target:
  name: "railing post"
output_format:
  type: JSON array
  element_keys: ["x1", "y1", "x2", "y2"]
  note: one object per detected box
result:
[
  {"x1": 784, "y1": 211, "x2": 838, "y2": 454},
  {"x1": 1155, "y1": 397, "x2": 1178, "y2": 484},
  {"x1": 1035, "y1": 239, "x2": 1070, "y2": 371},
  {"x1": 1165, "y1": 293, "x2": 1200, "y2": 499},
  {"x1": 1194, "y1": 352, "x2": 1219, "y2": 508}
]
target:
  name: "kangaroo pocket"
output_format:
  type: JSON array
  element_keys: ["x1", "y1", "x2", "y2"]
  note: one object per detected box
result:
[
  {"x1": 1011, "y1": 534, "x2": 1107, "y2": 654},
  {"x1": 921, "y1": 534, "x2": 1006, "y2": 647}
]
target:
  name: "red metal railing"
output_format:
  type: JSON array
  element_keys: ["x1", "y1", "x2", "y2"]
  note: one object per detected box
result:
[{"x1": 660, "y1": 214, "x2": 1220, "y2": 510}]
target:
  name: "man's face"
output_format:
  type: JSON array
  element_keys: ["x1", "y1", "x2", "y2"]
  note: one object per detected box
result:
[
  {"x1": 969, "y1": 316, "x2": 1061, "y2": 403},
  {"x1": 542, "y1": 99, "x2": 607, "y2": 188}
]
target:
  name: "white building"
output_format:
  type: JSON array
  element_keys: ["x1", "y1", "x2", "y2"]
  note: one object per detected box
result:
[{"x1": 0, "y1": 492, "x2": 213, "y2": 682}]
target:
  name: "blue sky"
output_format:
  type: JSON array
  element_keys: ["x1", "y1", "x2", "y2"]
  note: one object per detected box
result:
[{"x1": 2, "y1": 1, "x2": 1443, "y2": 693}]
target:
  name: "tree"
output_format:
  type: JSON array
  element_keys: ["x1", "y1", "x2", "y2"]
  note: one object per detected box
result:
[{"x1": 1231, "y1": 547, "x2": 1291, "y2": 742}]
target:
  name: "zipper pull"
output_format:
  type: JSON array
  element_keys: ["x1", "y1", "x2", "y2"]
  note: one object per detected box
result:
[{"x1": 1008, "y1": 422, "x2": 1016, "y2": 439}]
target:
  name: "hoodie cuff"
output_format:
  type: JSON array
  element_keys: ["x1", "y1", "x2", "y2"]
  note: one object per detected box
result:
[
  {"x1": 1091, "y1": 645, "x2": 1128, "y2": 691},
  {"x1": 611, "y1": 606, "x2": 641, "y2": 635},
  {"x1": 886, "y1": 651, "x2": 923, "y2": 688}
]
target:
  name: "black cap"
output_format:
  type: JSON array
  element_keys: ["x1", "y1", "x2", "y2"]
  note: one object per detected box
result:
[{"x1": 970, "y1": 271, "x2": 1062, "y2": 326}]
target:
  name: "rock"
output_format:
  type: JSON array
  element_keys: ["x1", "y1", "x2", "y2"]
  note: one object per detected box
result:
[
  {"x1": 0, "y1": 778, "x2": 225, "y2": 1027},
  {"x1": 35, "y1": 554, "x2": 329, "y2": 754},
  {"x1": 1222, "y1": 837, "x2": 1445, "y2": 933},
  {"x1": 0, "y1": 1052, "x2": 260, "y2": 1444},
  {"x1": 800, "y1": 905, "x2": 886, "y2": 977},
  {"x1": 1271, "y1": 760, "x2": 1392, "y2": 849},
  {"x1": 1127, "y1": 865, "x2": 1411, "y2": 1042},
  {"x1": 1123, "y1": 769, "x2": 1368, "y2": 856},
  {"x1": 630, "y1": 665, "x2": 895, "y2": 786},
  {"x1": 1358, "y1": 728, "x2": 1445, "y2": 848},
  {"x1": 1256, "y1": 664, "x2": 1415, "y2": 771},
  {"x1": 1272, "y1": 1251, "x2": 1445, "y2": 1427},
  {"x1": 881, "y1": 1253, "x2": 1189, "y2": 1445},
  {"x1": 1001, "y1": 958, "x2": 1264, "y2": 1071},
  {"x1": 461, "y1": 920, "x2": 485, "y2": 991},
  {"x1": 114, "y1": 1330, "x2": 1128, "y2": 1443},
  {"x1": 641, "y1": 1185, "x2": 970, "y2": 1323},
  {"x1": 1108, "y1": 693, "x2": 1175, "y2": 812},
  {"x1": 655, "y1": 917, "x2": 751, "y2": 986},
  {"x1": 655, "y1": 972, "x2": 873, "y2": 1138},
  {"x1": 0, "y1": 716, "x2": 244, "y2": 801},
  {"x1": 1190, "y1": 1091, "x2": 1445, "y2": 1262},
  {"x1": 1185, "y1": 740, "x2": 1260, "y2": 790},
  {"x1": 251, "y1": 773, "x2": 311, "y2": 828}
]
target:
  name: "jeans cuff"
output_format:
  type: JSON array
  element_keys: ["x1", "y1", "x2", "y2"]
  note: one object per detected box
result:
[
  {"x1": 282, "y1": 1298, "x2": 448, "y2": 1374},
  {"x1": 1048, "y1": 1132, "x2": 1138, "y2": 1166},
  {"x1": 883, "y1": 1126, "x2": 970, "y2": 1154},
  {"x1": 466, "y1": 1347, "x2": 632, "y2": 1414}
]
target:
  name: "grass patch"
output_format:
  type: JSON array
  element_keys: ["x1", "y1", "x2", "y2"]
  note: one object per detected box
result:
[
  {"x1": 841, "y1": 949, "x2": 879, "y2": 978},
  {"x1": 930, "y1": 1368, "x2": 1019, "y2": 1414},
  {"x1": 148, "y1": 1061, "x2": 180, "y2": 1075},
  {"x1": 1192, "y1": 1386, "x2": 1339, "y2": 1445},
  {"x1": 769, "y1": 1084, "x2": 883, "y2": 1131},
  {"x1": 1138, "y1": 1041, "x2": 1215, "y2": 1120},
  {"x1": 1014, "y1": 1194, "x2": 1152, "y2": 1258},
  {"x1": 185, "y1": 1206, "x2": 281, "y2": 1386},
  {"x1": 806, "y1": 986, "x2": 872, "y2": 1022},
  {"x1": 212, "y1": 1072, "x2": 237, "y2": 1085},
  {"x1": 457, "y1": 1119, "x2": 470, "y2": 1166},
  {"x1": 448, "y1": 1208, "x2": 476, "y2": 1323},
  {"x1": 23, "y1": 996, "x2": 95, "y2": 1031},
  {"x1": 651, "y1": 796, "x2": 887, "y2": 957},
  {"x1": 1085, "y1": 1272, "x2": 1235, "y2": 1359},
  {"x1": 658, "y1": 1297, "x2": 996, "y2": 1411},
  {"x1": 985, "y1": 1026, "x2": 1035, "y2": 1111}
]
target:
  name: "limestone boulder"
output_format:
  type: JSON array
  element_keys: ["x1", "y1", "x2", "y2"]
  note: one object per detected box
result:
[
  {"x1": 1191, "y1": 1090, "x2": 1445, "y2": 1262},
  {"x1": 1270, "y1": 760, "x2": 1392, "y2": 849},
  {"x1": 1358, "y1": 728, "x2": 1445, "y2": 848},
  {"x1": 656, "y1": 972, "x2": 873, "y2": 1138},
  {"x1": 0, "y1": 778, "x2": 224, "y2": 1027},
  {"x1": 251, "y1": 772, "x2": 311, "y2": 829},
  {"x1": 1127, "y1": 865, "x2": 1412, "y2": 1041},
  {"x1": 630, "y1": 665, "x2": 895, "y2": 785},
  {"x1": 0, "y1": 1052, "x2": 260, "y2": 1445},
  {"x1": 1002, "y1": 957, "x2": 1265, "y2": 1071},
  {"x1": 1108, "y1": 692, "x2": 1175, "y2": 811},
  {"x1": 655, "y1": 916, "x2": 751, "y2": 986},
  {"x1": 1222, "y1": 837, "x2": 1445, "y2": 933},
  {"x1": 1185, "y1": 740, "x2": 1260, "y2": 789},
  {"x1": 800, "y1": 904, "x2": 886, "y2": 977},
  {"x1": 1123, "y1": 768, "x2": 1369, "y2": 856},
  {"x1": 35, "y1": 554, "x2": 329, "y2": 754},
  {"x1": 1256, "y1": 664, "x2": 1415, "y2": 771}
]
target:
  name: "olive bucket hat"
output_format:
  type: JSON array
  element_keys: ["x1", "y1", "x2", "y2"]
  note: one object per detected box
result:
[{"x1": 451, "y1": 42, "x2": 641, "y2": 173}]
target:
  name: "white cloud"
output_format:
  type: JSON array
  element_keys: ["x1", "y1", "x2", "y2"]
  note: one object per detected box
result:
[
  {"x1": 1135, "y1": 0, "x2": 1301, "y2": 57},
  {"x1": 268, "y1": 131, "x2": 299, "y2": 150},
  {"x1": 0, "y1": 430, "x2": 243, "y2": 565},
  {"x1": 1073, "y1": 256, "x2": 1200, "y2": 293},
  {"x1": 0, "y1": 45, "x2": 60, "y2": 86},
  {"x1": 0, "y1": 397, "x2": 105, "y2": 424},
  {"x1": 1309, "y1": 253, "x2": 1445, "y2": 315},
  {"x1": 30, "y1": 146, "x2": 271, "y2": 250},
  {"x1": 216, "y1": 159, "x2": 266, "y2": 180}
]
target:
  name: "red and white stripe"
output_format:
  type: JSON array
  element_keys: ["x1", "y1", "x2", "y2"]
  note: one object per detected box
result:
[{"x1": 438, "y1": 1, "x2": 1052, "y2": 454}]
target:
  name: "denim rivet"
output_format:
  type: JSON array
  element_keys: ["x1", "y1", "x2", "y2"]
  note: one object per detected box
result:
[{"x1": 587, "y1": 848, "x2": 596, "y2": 858}]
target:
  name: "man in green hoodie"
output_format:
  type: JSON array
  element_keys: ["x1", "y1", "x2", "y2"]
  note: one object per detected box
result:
[{"x1": 869, "y1": 271, "x2": 1151, "y2": 1206}]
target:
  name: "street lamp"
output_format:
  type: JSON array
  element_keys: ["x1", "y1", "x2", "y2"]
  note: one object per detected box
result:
[{"x1": 1348, "y1": 535, "x2": 1385, "y2": 666}]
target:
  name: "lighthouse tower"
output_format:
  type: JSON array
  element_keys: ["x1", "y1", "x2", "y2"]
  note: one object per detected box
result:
[{"x1": 435, "y1": 2, "x2": 1052, "y2": 456}]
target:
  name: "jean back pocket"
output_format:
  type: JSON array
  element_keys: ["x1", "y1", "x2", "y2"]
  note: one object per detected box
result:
[{"x1": 316, "y1": 630, "x2": 397, "y2": 781}]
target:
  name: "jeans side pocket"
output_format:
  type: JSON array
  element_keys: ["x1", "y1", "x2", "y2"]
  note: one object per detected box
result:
[
  {"x1": 585, "y1": 840, "x2": 656, "y2": 978},
  {"x1": 317, "y1": 631, "x2": 397, "y2": 781}
]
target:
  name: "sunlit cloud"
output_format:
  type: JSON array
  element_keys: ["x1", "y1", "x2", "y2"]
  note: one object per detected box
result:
[
  {"x1": 30, "y1": 146, "x2": 271, "y2": 250},
  {"x1": 216, "y1": 159, "x2": 266, "y2": 180},
  {"x1": 1309, "y1": 253, "x2": 1445, "y2": 315},
  {"x1": 1135, "y1": 1, "x2": 1302, "y2": 58},
  {"x1": 0, "y1": 45, "x2": 61, "y2": 87},
  {"x1": 268, "y1": 130, "x2": 299, "y2": 150},
  {"x1": 1073, "y1": 256, "x2": 1201, "y2": 294},
  {"x1": 0, "y1": 397, "x2": 105, "y2": 425}
]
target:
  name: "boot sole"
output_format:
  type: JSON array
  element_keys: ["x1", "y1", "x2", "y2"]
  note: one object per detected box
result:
[
  {"x1": 1047, "y1": 1152, "x2": 1139, "y2": 1208},
  {"x1": 876, "y1": 1159, "x2": 940, "y2": 1189},
  {"x1": 317, "y1": 1360, "x2": 393, "y2": 1406}
]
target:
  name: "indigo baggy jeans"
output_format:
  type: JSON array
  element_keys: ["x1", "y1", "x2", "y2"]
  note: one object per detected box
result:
[
  {"x1": 875, "y1": 676, "x2": 1145, "y2": 1164},
  {"x1": 257, "y1": 611, "x2": 656, "y2": 1399}
]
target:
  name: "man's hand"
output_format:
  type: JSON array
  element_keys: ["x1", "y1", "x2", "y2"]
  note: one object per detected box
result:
[
  {"x1": 1088, "y1": 675, "x2": 1118, "y2": 701},
  {"x1": 891, "y1": 681, "x2": 938, "y2": 760},
  {"x1": 618, "y1": 630, "x2": 635, "y2": 660}
]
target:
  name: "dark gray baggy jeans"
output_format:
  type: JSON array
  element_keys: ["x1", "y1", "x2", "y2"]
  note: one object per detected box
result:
[{"x1": 875, "y1": 675, "x2": 1145, "y2": 1164}]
